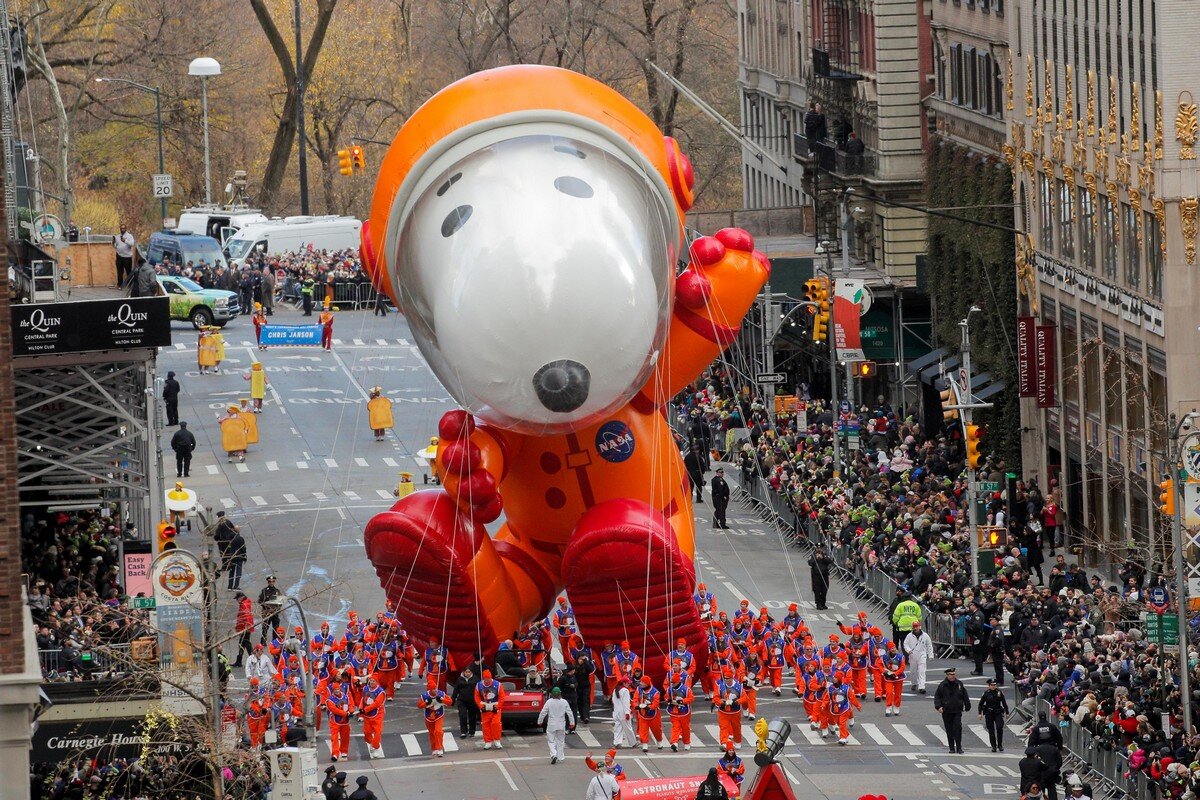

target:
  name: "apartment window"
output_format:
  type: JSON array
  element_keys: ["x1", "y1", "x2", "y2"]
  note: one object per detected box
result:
[
  {"x1": 993, "y1": 56, "x2": 1004, "y2": 119},
  {"x1": 1040, "y1": 175, "x2": 1056, "y2": 251},
  {"x1": 1102, "y1": 326, "x2": 1123, "y2": 426},
  {"x1": 967, "y1": 47, "x2": 978, "y2": 109},
  {"x1": 1082, "y1": 317, "x2": 1100, "y2": 417},
  {"x1": 1146, "y1": 211, "x2": 1163, "y2": 298},
  {"x1": 950, "y1": 44, "x2": 960, "y2": 103},
  {"x1": 1079, "y1": 187, "x2": 1096, "y2": 268},
  {"x1": 1101, "y1": 195, "x2": 1118, "y2": 281},
  {"x1": 935, "y1": 39, "x2": 946, "y2": 99},
  {"x1": 1062, "y1": 314, "x2": 1079, "y2": 407},
  {"x1": 1058, "y1": 180, "x2": 1075, "y2": 259},
  {"x1": 1123, "y1": 204, "x2": 1140, "y2": 291},
  {"x1": 1148, "y1": 348, "x2": 1167, "y2": 454},
  {"x1": 1124, "y1": 336, "x2": 1145, "y2": 440}
]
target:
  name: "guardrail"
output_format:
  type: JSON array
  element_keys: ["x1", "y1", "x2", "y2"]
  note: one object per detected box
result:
[
  {"x1": 38, "y1": 642, "x2": 146, "y2": 681},
  {"x1": 1047, "y1": 698, "x2": 1151, "y2": 800}
]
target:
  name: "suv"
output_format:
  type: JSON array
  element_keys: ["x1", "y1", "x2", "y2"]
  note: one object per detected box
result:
[
  {"x1": 145, "y1": 231, "x2": 229, "y2": 272},
  {"x1": 157, "y1": 275, "x2": 240, "y2": 329}
]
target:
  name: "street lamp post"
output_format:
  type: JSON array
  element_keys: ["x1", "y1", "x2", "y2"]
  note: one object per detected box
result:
[
  {"x1": 188, "y1": 58, "x2": 222, "y2": 206},
  {"x1": 280, "y1": 597, "x2": 317, "y2": 744},
  {"x1": 95, "y1": 78, "x2": 166, "y2": 224},
  {"x1": 293, "y1": 0, "x2": 310, "y2": 214},
  {"x1": 1168, "y1": 410, "x2": 1199, "y2": 735},
  {"x1": 815, "y1": 241, "x2": 842, "y2": 478}
]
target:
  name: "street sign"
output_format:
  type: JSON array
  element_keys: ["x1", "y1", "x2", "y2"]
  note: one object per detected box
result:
[
  {"x1": 1148, "y1": 586, "x2": 1170, "y2": 613},
  {"x1": 1186, "y1": 483, "x2": 1200, "y2": 527},
  {"x1": 756, "y1": 373, "x2": 786, "y2": 384},
  {"x1": 131, "y1": 596, "x2": 156, "y2": 610},
  {"x1": 1143, "y1": 612, "x2": 1180, "y2": 646},
  {"x1": 152, "y1": 174, "x2": 173, "y2": 198},
  {"x1": 978, "y1": 481, "x2": 1001, "y2": 493}
]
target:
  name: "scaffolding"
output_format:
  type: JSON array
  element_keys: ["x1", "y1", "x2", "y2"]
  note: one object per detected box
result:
[{"x1": 12, "y1": 350, "x2": 161, "y2": 538}]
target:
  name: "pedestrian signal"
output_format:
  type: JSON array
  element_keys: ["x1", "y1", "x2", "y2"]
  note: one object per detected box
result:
[
  {"x1": 939, "y1": 383, "x2": 959, "y2": 422},
  {"x1": 965, "y1": 424, "x2": 984, "y2": 470},
  {"x1": 1159, "y1": 478, "x2": 1176, "y2": 516},
  {"x1": 852, "y1": 361, "x2": 877, "y2": 378},
  {"x1": 157, "y1": 521, "x2": 177, "y2": 553},
  {"x1": 337, "y1": 148, "x2": 353, "y2": 176}
]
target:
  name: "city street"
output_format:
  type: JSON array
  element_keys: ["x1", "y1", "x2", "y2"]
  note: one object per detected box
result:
[{"x1": 165, "y1": 304, "x2": 1028, "y2": 800}]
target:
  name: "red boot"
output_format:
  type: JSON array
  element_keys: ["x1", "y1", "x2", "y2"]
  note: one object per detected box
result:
[
  {"x1": 561, "y1": 499, "x2": 709, "y2": 687},
  {"x1": 364, "y1": 491, "x2": 499, "y2": 665}
]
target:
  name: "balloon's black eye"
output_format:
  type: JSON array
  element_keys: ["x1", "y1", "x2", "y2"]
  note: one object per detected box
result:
[
  {"x1": 441, "y1": 206, "x2": 473, "y2": 238},
  {"x1": 554, "y1": 176, "x2": 594, "y2": 199}
]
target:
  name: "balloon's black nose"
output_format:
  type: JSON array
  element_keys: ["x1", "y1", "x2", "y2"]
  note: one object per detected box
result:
[{"x1": 533, "y1": 360, "x2": 591, "y2": 413}]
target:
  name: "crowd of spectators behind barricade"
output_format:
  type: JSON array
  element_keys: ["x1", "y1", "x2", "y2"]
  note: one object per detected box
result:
[
  {"x1": 154, "y1": 247, "x2": 369, "y2": 313},
  {"x1": 675, "y1": 367, "x2": 1200, "y2": 799},
  {"x1": 30, "y1": 756, "x2": 270, "y2": 800}
]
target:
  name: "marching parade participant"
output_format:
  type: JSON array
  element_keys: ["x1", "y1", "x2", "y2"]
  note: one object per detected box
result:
[
  {"x1": 418, "y1": 635, "x2": 455, "y2": 691},
  {"x1": 245, "y1": 678, "x2": 270, "y2": 749},
  {"x1": 733, "y1": 599, "x2": 753, "y2": 626},
  {"x1": 251, "y1": 302, "x2": 268, "y2": 349},
  {"x1": 717, "y1": 738, "x2": 745, "y2": 787},
  {"x1": 740, "y1": 649, "x2": 764, "y2": 719},
  {"x1": 585, "y1": 749, "x2": 627, "y2": 783},
  {"x1": 346, "y1": 641, "x2": 375, "y2": 706},
  {"x1": 243, "y1": 362, "x2": 268, "y2": 411},
  {"x1": 714, "y1": 667, "x2": 744, "y2": 747},
  {"x1": 374, "y1": 632, "x2": 403, "y2": 701},
  {"x1": 359, "y1": 674, "x2": 387, "y2": 759},
  {"x1": 867, "y1": 627, "x2": 891, "y2": 703},
  {"x1": 903, "y1": 620, "x2": 935, "y2": 695},
  {"x1": 847, "y1": 628, "x2": 872, "y2": 700},
  {"x1": 319, "y1": 297, "x2": 335, "y2": 351},
  {"x1": 367, "y1": 386, "x2": 393, "y2": 442},
  {"x1": 598, "y1": 642, "x2": 618, "y2": 700},
  {"x1": 662, "y1": 637, "x2": 696, "y2": 679},
  {"x1": 664, "y1": 659, "x2": 695, "y2": 751},
  {"x1": 825, "y1": 672, "x2": 862, "y2": 745},
  {"x1": 475, "y1": 669, "x2": 505, "y2": 749},
  {"x1": 694, "y1": 582, "x2": 717, "y2": 625},
  {"x1": 880, "y1": 642, "x2": 907, "y2": 717},
  {"x1": 800, "y1": 659, "x2": 828, "y2": 733},
  {"x1": 218, "y1": 405, "x2": 248, "y2": 463},
  {"x1": 610, "y1": 641, "x2": 640, "y2": 685},
  {"x1": 417, "y1": 673, "x2": 453, "y2": 757},
  {"x1": 634, "y1": 674, "x2": 664, "y2": 752},
  {"x1": 537, "y1": 685, "x2": 575, "y2": 764},
  {"x1": 551, "y1": 596, "x2": 578, "y2": 654},
  {"x1": 780, "y1": 603, "x2": 805, "y2": 637},
  {"x1": 324, "y1": 676, "x2": 355, "y2": 762},
  {"x1": 611, "y1": 677, "x2": 636, "y2": 748},
  {"x1": 237, "y1": 399, "x2": 259, "y2": 448},
  {"x1": 761, "y1": 626, "x2": 787, "y2": 696}
]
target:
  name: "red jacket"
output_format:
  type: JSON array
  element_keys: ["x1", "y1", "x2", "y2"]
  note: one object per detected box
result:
[{"x1": 236, "y1": 597, "x2": 254, "y2": 632}]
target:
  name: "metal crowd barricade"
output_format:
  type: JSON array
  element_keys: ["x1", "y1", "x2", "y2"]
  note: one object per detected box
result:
[
  {"x1": 38, "y1": 643, "x2": 135, "y2": 679},
  {"x1": 1051, "y1": 699, "x2": 1147, "y2": 800}
]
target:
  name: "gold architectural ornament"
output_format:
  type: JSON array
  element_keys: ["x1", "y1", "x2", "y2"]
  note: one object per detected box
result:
[
  {"x1": 1107, "y1": 76, "x2": 1118, "y2": 145},
  {"x1": 1130, "y1": 83, "x2": 1141, "y2": 153},
  {"x1": 1012, "y1": 121, "x2": 1027, "y2": 150},
  {"x1": 1086, "y1": 70, "x2": 1097, "y2": 137},
  {"x1": 1063, "y1": 164, "x2": 1077, "y2": 222},
  {"x1": 1026, "y1": 55, "x2": 1035, "y2": 118},
  {"x1": 1033, "y1": 124, "x2": 1044, "y2": 157},
  {"x1": 1176, "y1": 92, "x2": 1198, "y2": 160},
  {"x1": 1121, "y1": 133, "x2": 1131, "y2": 157},
  {"x1": 1129, "y1": 187, "x2": 1144, "y2": 251},
  {"x1": 1045, "y1": 159, "x2": 1057, "y2": 217},
  {"x1": 1065, "y1": 65, "x2": 1074, "y2": 125},
  {"x1": 1106, "y1": 180, "x2": 1121, "y2": 241},
  {"x1": 1095, "y1": 145, "x2": 1108, "y2": 182},
  {"x1": 1015, "y1": 233, "x2": 1039, "y2": 316},
  {"x1": 1006, "y1": 52, "x2": 1015, "y2": 111},
  {"x1": 1043, "y1": 157, "x2": 1055, "y2": 178},
  {"x1": 1139, "y1": 160, "x2": 1156, "y2": 198},
  {"x1": 1022, "y1": 151, "x2": 1036, "y2": 177},
  {"x1": 1155, "y1": 90, "x2": 1164, "y2": 159},
  {"x1": 1001, "y1": 143, "x2": 1016, "y2": 167},
  {"x1": 1052, "y1": 131, "x2": 1066, "y2": 163},
  {"x1": 1085, "y1": 172, "x2": 1101, "y2": 242},
  {"x1": 1043, "y1": 59, "x2": 1055, "y2": 126},
  {"x1": 1182, "y1": 197, "x2": 1200, "y2": 265},
  {"x1": 1153, "y1": 197, "x2": 1168, "y2": 261},
  {"x1": 1116, "y1": 154, "x2": 1131, "y2": 186},
  {"x1": 1074, "y1": 122, "x2": 1087, "y2": 170}
]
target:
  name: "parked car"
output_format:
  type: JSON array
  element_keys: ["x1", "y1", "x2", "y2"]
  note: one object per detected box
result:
[
  {"x1": 145, "y1": 230, "x2": 229, "y2": 272},
  {"x1": 157, "y1": 275, "x2": 239, "y2": 329}
]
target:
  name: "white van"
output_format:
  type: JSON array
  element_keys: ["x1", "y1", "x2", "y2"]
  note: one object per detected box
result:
[
  {"x1": 223, "y1": 216, "x2": 362, "y2": 267},
  {"x1": 174, "y1": 206, "x2": 270, "y2": 244}
]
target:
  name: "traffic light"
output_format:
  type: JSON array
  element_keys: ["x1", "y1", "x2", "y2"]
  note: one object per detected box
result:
[
  {"x1": 1159, "y1": 478, "x2": 1176, "y2": 516},
  {"x1": 350, "y1": 144, "x2": 365, "y2": 171},
  {"x1": 939, "y1": 383, "x2": 960, "y2": 422},
  {"x1": 337, "y1": 147, "x2": 353, "y2": 176},
  {"x1": 965, "y1": 424, "x2": 984, "y2": 470},
  {"x1": 803, "y1": 278, "x2": 822, "y2": 303},
  {"x1": 852, "y1": 360, "x2": 877, "y2": 378},
  {"x1": 157, "y1": 520, "x2": 177, "y2": 553},
  {"x1": 811, "y1": 277, "x2": 831, "y2": 343},
  {"x1": 812, "y1": 309, "x2": 829, "y2": 343}
]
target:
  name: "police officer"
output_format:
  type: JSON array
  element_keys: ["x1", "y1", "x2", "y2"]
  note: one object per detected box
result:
[
  {"x1": 162, "y1": 371, "x2": 181, "y2": 426},
  {"x1": 348, "y1": 776, "x2": 377, "y2": 800},
  {"x1": 710, "y1": 468, "x2": 730, "y2": 529},
  {"x1": 321, "y1": 766, "x2": 344, "y2": 800},
  {"x1": 452, "y1": 666, "x2": 480, "y2": 737},
  {"x1": 978, "y1": 677, "x2": 1010, "y2": 751},
  {"x1": 933, "y1": 667, "x2": 970, "y2": 754}
]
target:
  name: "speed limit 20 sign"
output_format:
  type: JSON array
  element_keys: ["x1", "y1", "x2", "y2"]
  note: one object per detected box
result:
[{"x1": 152, "y1": 174, "x2": 173, "y2": 198}]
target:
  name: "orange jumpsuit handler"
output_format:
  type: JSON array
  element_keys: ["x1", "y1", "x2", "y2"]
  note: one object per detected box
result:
[
  {"x1": 715, "y1": 670, "x2": 744, "y2": 746},
  {"x1": 475, "y1": 671, "x2": 505, "y2": 749},
  {"x1": 359, "y1": 676, "x2": 387, "y2": 759},
  {"x1": 418, "y1": 639, "x2": 456, "y2": 692},
  {"x1": 825, "y1": 678, "x2": 862, "y2": 745},
  {"x1": 634, "y1": 676, "x2": 664, "y2": 751},
  {"x1": 880, "y1": 644, "x2": 906, "y2": 716},
  {"x1": 665, "y1": 669, "x2": 694, "y2": 751},
  {"x1": 867, "y1": 628, "x2": 891, "y2": 701},
  {"x1": 418, "y1": 675, "x2": 453, "y2": 756},
  {"x1": 324, "y1": 682, "x2": 355, "y2": 762}
]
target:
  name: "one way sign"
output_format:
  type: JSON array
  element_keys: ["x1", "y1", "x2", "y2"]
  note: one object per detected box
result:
[{"x1": 757, "y1": 373, "x2": 786, "y2": 384}]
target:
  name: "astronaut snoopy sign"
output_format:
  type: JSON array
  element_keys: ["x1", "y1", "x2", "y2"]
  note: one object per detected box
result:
[{"x1": 362, "y1": 65, "x2": 769, "y2": 681}]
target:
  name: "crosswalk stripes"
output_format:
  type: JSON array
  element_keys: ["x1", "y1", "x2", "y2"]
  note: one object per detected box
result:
[
  {"x1": 576, "y1": 727, "x2": 600, "y2": 747},
  {"x1": 794, "y1": 725, "x2": 824, "y2": 745},
  {"x1": 206, "y1": 464, "x2": 219, "y2": 475},
  {"x1": 355, "y1": 457, "x2": 369, "y2": 467},
  {"x1": 926, "y1": 724, "x2": 947, "y2": 743},
  {"x1": 283, "y1": 493, "x2": 299, "y2": 504},
  {"x1": 400, "y1": 733, "x2": 421, "y2": 755},
  {"x1": 383, "y1": 457, "x2": 398, "y2": 467},
  {"x1": 442, "y1": 733, "x2": 459, "y2": 753},
  {"x1": 376, "y1": 338, "x2": 388, "y2": 346},
  {"x1": 968, "y1": 724, "x2": 992, "y2": 745},
  {"x1": 235, "y1": 462, "x2": 250, "y2": 473},
  {"x1": 324, "y1": 458, "x2": 338, "y2": 468},
  {"x1": 859, "y1": 723, "x2": 892, "y2": 745},
  {"x1": 376, "y1": 489, "x2": 393, "y2": 499},
  {"x1": 296, "y1": 461, "x2": 309, "y2": 469},
  {"x1": 265, "y1": 460, "x2": 279, "y2": 471},
  {"x1": 892, "y1": 724, "x2": 925, "y2": 746},
  {"x1": 354, "y1": 339, "x2": 366, "y2": 346},
  {"x1": 221, "y1": 498, "x2": 236, "y2": 509},
  {"x1": 250, "y1": 496, "x2": 267, "y2": 506},
  {"x1": 704, "y1": 724, "x2": 723, "y2": 745},
  {"x1": 343, "y1": 490, "x2": 360, "y2": 500},
  {"x1": 314, "y1": 491, "x2": 327, "y2": 500}
]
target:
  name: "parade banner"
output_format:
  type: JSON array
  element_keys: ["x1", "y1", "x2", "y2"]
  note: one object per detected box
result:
[
  {"x1": 152, "y1": 551, "x2": 207, "y2": 715},
  {"x1": 833, "y1": 278, "x2": 866, "y2": 361},
  {"x1": 1035, "y1": 324, "x2": 1057, "y2": 409},
  {"x1": 1017, "y1": 316, "x2": 1036, "y2": 397},
  {"x1": 260, "y1": 324, "x2": 324, "y2": 346},
  {"x1": 10, "y1": 297, "x2": 171, "y2": 356}
]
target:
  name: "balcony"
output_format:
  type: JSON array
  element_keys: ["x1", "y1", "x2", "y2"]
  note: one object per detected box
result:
[{"x1": 793, "y1": 134, "x2": 877, "y2": 178}]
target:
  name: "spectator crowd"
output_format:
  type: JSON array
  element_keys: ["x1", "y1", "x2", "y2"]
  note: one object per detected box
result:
[{"x1": 675, "y1": 368, "x2": 1200, "y2": 799}]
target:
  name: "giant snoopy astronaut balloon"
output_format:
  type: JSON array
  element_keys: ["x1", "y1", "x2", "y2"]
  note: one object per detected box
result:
[{"x1": 360, "y1": 65, "x2": 769, "y2": 683}]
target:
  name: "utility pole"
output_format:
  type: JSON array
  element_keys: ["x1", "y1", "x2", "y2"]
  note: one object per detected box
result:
[
  {"x1": 961, "y1": 314, "x2": 980, "y2": 587},
  {"x1": 282, "y1": 597, "x2": 317, "y2": 743},
  {"x1": 760, "y1": 282, "x2": 777, "y2": 425},
  {"x1": 294, "y1": 0, "x2": 310, "y2": 214},
  {"x1": 819, "y1": 243, "x2": 842, "y2": 478},
  {"x1": 1169, "y1": 411, "x2": 1197, "y2": 736}
]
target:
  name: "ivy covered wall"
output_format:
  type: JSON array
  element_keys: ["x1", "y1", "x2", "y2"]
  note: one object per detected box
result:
[{"x1": 925, "y1": 140, "x2": 1021, "y2": 472}]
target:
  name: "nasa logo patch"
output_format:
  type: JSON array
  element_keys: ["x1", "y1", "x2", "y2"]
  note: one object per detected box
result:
[{"x1": 595, "y1": 421, "x2": 635, "y2": 463}]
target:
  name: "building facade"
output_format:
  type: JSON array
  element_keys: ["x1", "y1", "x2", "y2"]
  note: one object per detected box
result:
[
  {"x1": 928, "y1": 0, "x2": 1009, "y2": 156},
  {"x1": 1009, "y1": 1, "x2": 1200, "y2": 566}
]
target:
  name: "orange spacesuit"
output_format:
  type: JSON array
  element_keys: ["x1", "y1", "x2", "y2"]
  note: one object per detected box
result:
[{"x1": 362, "y1": 66, "x2": 769, "y2": 686}]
